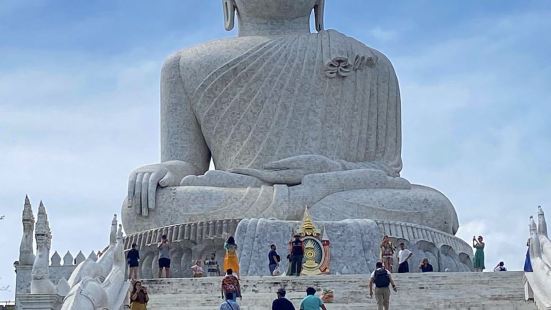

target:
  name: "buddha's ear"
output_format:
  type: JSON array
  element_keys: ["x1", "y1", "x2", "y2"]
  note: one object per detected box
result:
[
  {"x1": 223, "y1": 0, "x2": 236, "y2": 31},
  {"x1": 314, "y1": 0, "x2": 325, "y2": 32}
]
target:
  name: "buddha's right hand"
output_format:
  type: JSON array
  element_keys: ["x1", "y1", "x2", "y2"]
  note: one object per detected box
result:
[{"x1": 127, "y1": 160, "x2": 200, "y2": 215}]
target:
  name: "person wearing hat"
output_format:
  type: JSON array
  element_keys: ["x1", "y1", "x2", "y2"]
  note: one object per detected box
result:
[{"x1": 272, "y1": 288, "x2": 295, "y2": 310}]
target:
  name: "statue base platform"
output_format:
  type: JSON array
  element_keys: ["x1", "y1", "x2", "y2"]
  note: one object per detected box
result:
[
  {"x1": 235, "y1": 218, "x2": 472, "y2": 275},
  {"x1": 123, "y1": 217, "x2": 472, "y2": 278}
]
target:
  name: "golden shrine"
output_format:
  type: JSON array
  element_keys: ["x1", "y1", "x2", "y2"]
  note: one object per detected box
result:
[{"x1": 297, "y1": 208, "x2": 331, "y2": 275}]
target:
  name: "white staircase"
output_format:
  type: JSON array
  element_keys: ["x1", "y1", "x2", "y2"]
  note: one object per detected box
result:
[{"x1": 141, "y1": 272, "x2": 535, "y2": 310}]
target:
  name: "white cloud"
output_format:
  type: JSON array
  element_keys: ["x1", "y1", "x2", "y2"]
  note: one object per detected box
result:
[
  {"x1": 1, "y1": 3, "x2": 550, "y2": 301},
  {"x1": 369, "y1": 26, "x2": 397, "y2": 42}
]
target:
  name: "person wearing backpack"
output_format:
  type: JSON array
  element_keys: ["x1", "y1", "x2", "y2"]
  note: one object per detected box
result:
[
  {"x1": 369, "y1": 262, "x2": 397, "y2": 310},
  {"x1": 221, "y1": 269, "x2": 241, "y2": 302}
]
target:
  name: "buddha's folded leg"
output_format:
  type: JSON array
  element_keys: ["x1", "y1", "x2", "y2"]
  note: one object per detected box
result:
[{"x1": 288, "y1": 169, "x2": 459, "y2": 234}]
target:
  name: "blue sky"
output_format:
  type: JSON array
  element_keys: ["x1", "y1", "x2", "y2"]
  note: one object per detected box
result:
[{"x1": 1, "y1": 0, "x2": 550, "y2": 301}]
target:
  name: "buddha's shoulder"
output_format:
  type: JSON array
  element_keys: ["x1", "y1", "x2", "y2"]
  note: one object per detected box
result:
[
  {"x1": 164, "y1": 36, "x2": 271, "y2": 71},
  {"x1": 324, "y1": 29, "x2": 394, "y2": 67},
  {"x1": 161, "y1": 36, "x2": 271, "y2": 91}
]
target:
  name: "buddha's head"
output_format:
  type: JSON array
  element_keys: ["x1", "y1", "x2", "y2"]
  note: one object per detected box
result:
[{"x1": 224, "y1": 0, "x2": 324, "y2": 33}]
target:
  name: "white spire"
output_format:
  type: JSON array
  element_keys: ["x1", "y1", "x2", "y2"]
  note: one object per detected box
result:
[
  {"x1": 23, "y1": 195, "x2": 34, "y2": 222},
  {"x1": 35, "y1": 201, "x2": 50, "y2": 236},
  {"x1": 538, "y1": 206, "x2": 547, "y2": 237},
  {"x1": 110, "y1": 214, "x2": 118, "y2": 245}
]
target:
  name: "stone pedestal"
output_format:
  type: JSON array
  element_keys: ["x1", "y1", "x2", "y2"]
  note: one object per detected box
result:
[
  {"x1": 235, "y1": 218, "x2": 473, "y2": 276},
  {"x1": 16, "y1": 294, "x2": 63, "y2": 310}
]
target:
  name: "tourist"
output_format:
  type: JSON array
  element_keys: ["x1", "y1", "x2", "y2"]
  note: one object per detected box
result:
[
  {"x1": 219, "y1": 292, "x2": 240, "y2": 310},
  {"x1": 472, "y1": 235, "x2": 485, "y2": 272},
  {"x1": 224, "y1": 236, "x2": 240, "y2": 278},
  {"x1": 272, "y1": 288, "x2": 295, "y2": 310},
  {"x1": 493, "y1": 261, "x2": 507, "y2": 272},
  {"x1": 221, "y1": 268, "x2": 241, "y2": 302},
  {"x1": 157, "y1": 234, "x2": 171, "y2": 278},
  {"x1": 206, "y1": 253, "x2": 221, "y2": 277},
  {"x1": 290, "y1": 234, "x2": 304, "y2": 276},
  {"x1": 419, "y1": 258, "x2": 434, "y2": 272},
  {"x1": 380, "y1": 235, "x2": 395, "y2": 271},
  {"x1": 127, "y1": 243, "x2": 140, "y2": 280},
  {"x1": 285, "y1": 254, "x2": 293, "y2": 275},
  {"x1": 397, "y1": 242, "x2": 413, "y2": 273},
  {"x1": 268, "y1": 244, "x2": 281, "y2": 276},
  {"x1": 299, "y1": 287, "x2": 327, "y2": 310},
  {"x1": 130, "y1": 280, "x2": 149, "y2": 310},
  {"x1": 191, "y1": 259, "x2": 204, "y2": 277},
  {"x1": 369, "y1": 261, "x2": 397, "y2": 310}
]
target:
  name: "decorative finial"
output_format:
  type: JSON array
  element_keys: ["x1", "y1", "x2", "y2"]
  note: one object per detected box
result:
[
  {"x1": 117, "y1": 224, "x2": 123, "y2": 240},
  {"x1": 35, "y1": 201, "x2": 50, "y2": 236},
  {"x1": 537, "y1": 206, "x2": 547, "y2": 237},
  {"x1": 322, "y1": 225, "x2": 330, "y2": 242},
  {"x1": 529, "y1": 216, "x2": 537, "y2": 234},
  {"x1": 299, "y1": 206, "x2": 320, "y2": 237},
  {"x1": 22, "y1": 195, "x2": 34, "y2": 222},
  {"x1": 110, "y1": 214, "x2": 118, "y2": 245}
]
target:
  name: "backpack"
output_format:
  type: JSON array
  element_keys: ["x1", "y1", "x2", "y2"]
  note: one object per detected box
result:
[
  {"x1": 222, "y1": 276, "x2": 238, "y2": 293},
  {"x1": 374, "y1": 269, "x2": 390, "y2": 287}
]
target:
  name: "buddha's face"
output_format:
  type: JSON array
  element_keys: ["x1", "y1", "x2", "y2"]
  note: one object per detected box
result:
[{"x1": 235, "y1": 0, "x2": 317, "y2": 20}]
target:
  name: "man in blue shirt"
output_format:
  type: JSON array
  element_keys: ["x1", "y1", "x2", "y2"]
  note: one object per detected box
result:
[
  {"x1": 300, "y1": 287, "x2": 327, "y2": 310},
  {"x1": 268, "y1": 244, "x2": 281, "y2": 276}
]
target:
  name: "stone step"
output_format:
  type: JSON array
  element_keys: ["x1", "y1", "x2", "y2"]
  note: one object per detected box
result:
[{"x1": 139, "y1": 272, "x2": 536, "y2": 310}]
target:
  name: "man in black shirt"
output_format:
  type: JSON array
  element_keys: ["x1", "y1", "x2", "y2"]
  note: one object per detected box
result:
[
  {"x1": 127, "y1": 243, "x2": 140, "y2": 280},
  {"x1": 289, "y1": 235, "x2": 304, "y2": 276},
  {"x1": 272, "y1": 288, "x2": 295, "y2": 310},
  {"x1": 268, "y1": 244, "x2": 281, "y2": 276}
]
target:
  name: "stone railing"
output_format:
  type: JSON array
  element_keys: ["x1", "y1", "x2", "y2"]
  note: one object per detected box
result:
[
  {"x1": 375, "y1": 220, "x2": 473, "y2": 257},
  {"x1": 524, "y1": 206, "x2": 551, "y2": 310},
  {"x1": 123, "y1": 219, "x2": 241, "y2": 278}
]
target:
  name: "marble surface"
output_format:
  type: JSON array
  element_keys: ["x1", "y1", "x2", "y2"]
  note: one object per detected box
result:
[
  {"x1": 524, "y1": 207, "x2": 551, "y2": 309},
  {"x1": 236, "y1": 218, "x2": 381, "y2": 276},
  {"x1": 141, "y1": 272, "x2": 534, "y2": 310},
  {"x1": 122, "y1": 0, "x2": 460, "y2": 241},
  {"x1": 235, "y1": 218, "x2": 472, "y2": 276}
]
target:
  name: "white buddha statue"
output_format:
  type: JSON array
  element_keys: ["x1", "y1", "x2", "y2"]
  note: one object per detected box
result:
[{"x1": 122, "y1": 0, "x2": 459, "y2": 238}]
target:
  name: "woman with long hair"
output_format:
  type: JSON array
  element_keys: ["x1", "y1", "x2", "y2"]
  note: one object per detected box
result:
[
  {"x1": 223, "y1": 236, "x2": 240, "y2": 278},
  {"x1": 473, "y1": 235, "x2": 485, "y2": 272},
  {"x1": 130, "y1": 280, "x2": 149, "y2": 310},
  {"x1": 380, "y1": 235, "x2": 395, "y2": 271}
]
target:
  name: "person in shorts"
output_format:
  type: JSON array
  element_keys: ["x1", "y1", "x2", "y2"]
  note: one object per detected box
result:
[
  {"x1": 127, "y1": 243, "x2": 140, "y2": 280},
  {"x1": 158, "y1": 234, "x2": 171, "y2": 278}
]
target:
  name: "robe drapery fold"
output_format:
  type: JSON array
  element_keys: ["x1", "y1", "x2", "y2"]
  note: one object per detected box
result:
[{"x1": 192, "y1": 30, "x2": 402, "y2": 176}]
